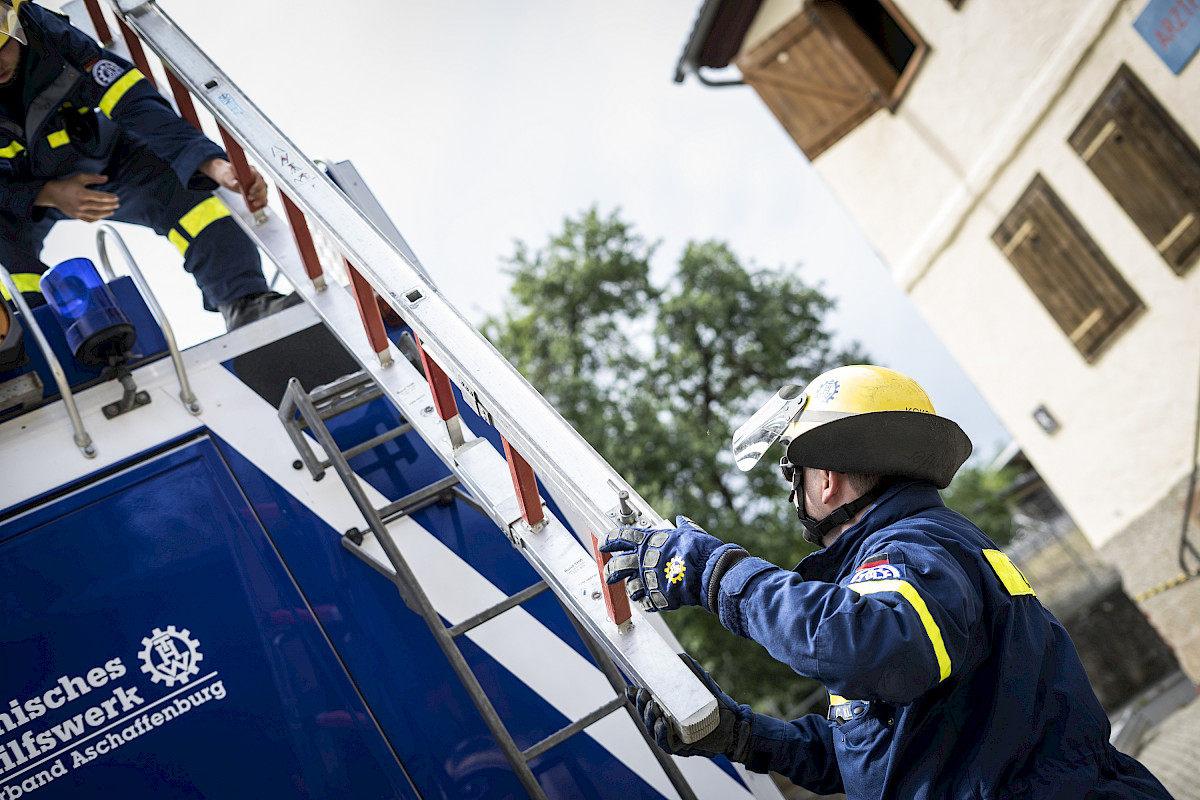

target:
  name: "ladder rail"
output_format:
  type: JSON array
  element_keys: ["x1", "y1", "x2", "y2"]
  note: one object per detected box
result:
[{"x1": 108, "y1": 0, "x2": 719, "y2": 748}]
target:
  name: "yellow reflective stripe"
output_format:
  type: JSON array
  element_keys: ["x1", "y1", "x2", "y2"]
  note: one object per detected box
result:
[
  {"x1": 178, "y1": 196, "x2": 231, "y2": 237},
  {"x1": 850, "y1": 579, "x2": 952, "y2": 682},
  {"x1": 47, "y1": 129, "x2": 70, "y2": 148},
  {"x1": 168, "y1": 229, "x2": 190, "y2": 256},
  {"x1": 983, "y1": 550, "x2": 1036, "y2": 597},
  {"x1": 0, "y1": 141, "x2": 24, "y2": 158},
  {"x1": 98, "y1": 68, "x2": 145, "y2": 118},
  {"x1": 169, "y1": 197, "x2": 232, "y2": 256},
  {"x1": 0, "y1": 273, "x2": 44, "y2": 301}
]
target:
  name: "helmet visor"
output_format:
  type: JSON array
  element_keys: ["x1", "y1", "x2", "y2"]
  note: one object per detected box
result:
[
  {"x1": 731, "y1": 384, "x2": 807, "y2": 472},
  {"x1": 1, "y1": 2, "x2": 25, "y2": 47}
]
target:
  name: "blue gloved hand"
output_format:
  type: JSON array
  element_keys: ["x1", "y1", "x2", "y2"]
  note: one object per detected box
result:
[
  {"x1": 625, "y1": 654, "x2": 755, "y2": 762},
  {"x1": 600, "y1": 516, "x2": 747, "y2": 612}
]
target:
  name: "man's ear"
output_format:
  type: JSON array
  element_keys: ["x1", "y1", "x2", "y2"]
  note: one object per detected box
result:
[{"x1": 819, "y1": 469, "x2": 840, "y2": 506}]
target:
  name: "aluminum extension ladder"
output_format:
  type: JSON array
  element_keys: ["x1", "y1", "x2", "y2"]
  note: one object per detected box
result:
[
  {"x1": 278, "y1": 370, "x2": 698, "y2": 799},
  {"x1": 101, "y1": 0, "x2": 721, "y2": 797}
]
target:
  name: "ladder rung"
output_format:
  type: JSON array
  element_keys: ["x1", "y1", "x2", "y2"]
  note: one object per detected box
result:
[
  {"x1": 376, "y1": 474, "x2": 462, "y2": 521},
  {"x1": 447, "y1": 581, "x2": 549, "y2": 639},
  {"x1": 338, "y1": 422, "x2": 413, "y2": 462},
  {"x1": 521, "y1": 696, "x2": 626, "y2": 762},
  {"x1": 447, "y1": 486, "x2": 487, "y2": 518},
  {"x1": 307, "y1": 370, "x2": 381, "y2": 416}
]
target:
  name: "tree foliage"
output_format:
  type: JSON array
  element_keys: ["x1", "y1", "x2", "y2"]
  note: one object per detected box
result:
[
  {"x1": 941, "y1": 463, "x2": 1022, "y2": 547},
  {"x1": 484, "y1": 208, "x2": 865, "y2": 716}
]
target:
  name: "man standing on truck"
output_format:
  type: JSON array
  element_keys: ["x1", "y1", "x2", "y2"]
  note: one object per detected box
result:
[
  {"x1": 0, "y1": 0, "x2": 298, "y2": 330},
  {"x1": 602, "y1": 364, "x2": 1172, "y2": 798}
]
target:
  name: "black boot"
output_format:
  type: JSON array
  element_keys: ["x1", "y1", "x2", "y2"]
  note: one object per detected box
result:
[{"x1": 218, "y1": 291, "x2": 304, "y2": 330}]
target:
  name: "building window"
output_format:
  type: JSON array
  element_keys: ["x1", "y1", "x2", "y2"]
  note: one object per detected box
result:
[
  {"x1": 1068, "y1": 64, "x2": 1200, "y2": 276},
  {"x1": 736, "y1": 0, "x2": 927, "y2": 159},
  {"x1": 992, "y1": 175, "x2": 1144, "y2": 362}
]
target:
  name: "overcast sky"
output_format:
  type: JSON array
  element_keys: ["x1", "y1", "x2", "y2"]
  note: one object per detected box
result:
[{"x1": 44, "y1": 0, "x2": 1011, "y2": 460}]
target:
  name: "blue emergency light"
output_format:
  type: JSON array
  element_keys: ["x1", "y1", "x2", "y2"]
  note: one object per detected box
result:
[{"x1": 39, "y1": 257, "x2": 136, "y2": 366}]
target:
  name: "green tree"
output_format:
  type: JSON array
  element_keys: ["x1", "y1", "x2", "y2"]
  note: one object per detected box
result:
[
  {"x1": 484, "y1": 207, "x2": 865, "y2": 716},
  {"x1": 941, "y1": 463, "x2": 1022, "y2": 547}
]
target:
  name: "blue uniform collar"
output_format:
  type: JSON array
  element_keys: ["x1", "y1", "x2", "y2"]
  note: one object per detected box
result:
[
  {"x1": 794, "y1": 479, "x2": 945, "y2": 581},
  {"x1": 2, "y1": 6, "x2": 72, "y2": 137}
]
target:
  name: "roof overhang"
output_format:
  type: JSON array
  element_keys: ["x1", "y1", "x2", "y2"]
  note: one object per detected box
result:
[{"x1": 674, "y1": 0, "x2": 765, "y2": 83}]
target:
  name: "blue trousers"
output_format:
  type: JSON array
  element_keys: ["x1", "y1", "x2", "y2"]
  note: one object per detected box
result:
[{"x1": 1, "y1": 137, "x2": 267, "y2": 311}]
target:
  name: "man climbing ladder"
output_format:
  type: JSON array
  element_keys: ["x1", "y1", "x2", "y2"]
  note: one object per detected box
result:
[{"x1": 0, "y1": 0, "x2": 297, "y2": 329}]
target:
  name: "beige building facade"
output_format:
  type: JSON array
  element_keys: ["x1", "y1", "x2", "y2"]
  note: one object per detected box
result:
[{"x1": 679, "y1": 0, "x2": 1200, "y2": 678}]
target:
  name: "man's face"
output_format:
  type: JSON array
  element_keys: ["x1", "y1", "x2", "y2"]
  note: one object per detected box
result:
[
  {"x1": 0, "y1": 38, "x2": 21, "y2": 86},
  {"x1": 798, "y1": 468, "x2": 822, "y2": 519}
]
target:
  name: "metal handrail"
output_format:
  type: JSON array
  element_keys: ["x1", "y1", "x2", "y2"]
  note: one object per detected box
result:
[
  {"x1": 96, "y1": 225, "x2": 201, "y2": 415},
  {"x1": 0, "y1": 266, "x2": 96, "y2": 458}
]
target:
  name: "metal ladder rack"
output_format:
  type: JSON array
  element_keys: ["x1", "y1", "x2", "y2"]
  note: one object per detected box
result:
[{"x1": 278, "y1": 374, "x2": 699, "y2": 800}]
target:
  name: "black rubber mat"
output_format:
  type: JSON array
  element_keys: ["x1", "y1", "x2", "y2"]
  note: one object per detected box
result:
[{"x1": 230, "y1": 324, "x2": 362, "y2": 409}]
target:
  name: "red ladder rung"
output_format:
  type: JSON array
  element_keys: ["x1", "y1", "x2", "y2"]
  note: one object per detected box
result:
[
  {"x1": 163, "y1": 67, "x2": 202, "y2": 131},
  {"x1": 115, "y1": 17, "x2": 156, "y2": 88},
  {"x1": 81, "y1": 0, "x2": 113, "y2": 46},
  {"x1": 502, "y1": 437, "x2": 544, "y2": 528},
  {"x1": 414, "y1": 334, "x2": 459, "y2": 422},
  {"x1": 216, "y1": 125, "x2": 264, "y2": 215},
  {"x1": 344, "y1": 259, "x2": 391, "y2": 363},
  {"x1": 277, "y1": 191, "x2": 326, "y2": 286},
  {"x1": 590, "y1": 533, "x2": 632, "y2": 628}
]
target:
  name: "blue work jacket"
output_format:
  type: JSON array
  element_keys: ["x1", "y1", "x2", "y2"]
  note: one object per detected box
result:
[
  {"x1": 0, "y1": 3, "x2": 223, "y2": 219},
  {"x1": 715, "y1": 480, "x2": 1171, "y2": 799}
]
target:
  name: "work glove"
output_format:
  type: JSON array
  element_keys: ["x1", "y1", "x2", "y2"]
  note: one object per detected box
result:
[
  {"x1": 626, "y1": 654, "x2": 754, "y2": 762},
  {"x1": 599, "y1": 516, "x2": 748, "y2": 612}
]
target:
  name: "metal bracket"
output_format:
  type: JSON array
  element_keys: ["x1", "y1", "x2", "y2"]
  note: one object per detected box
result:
[
  {"x1": 505, "y1": 513, "x2": 548, "y2": 549},
  {"x1": 606, "y1": 488, "x2": 649, "y2": 529},
  {"x1": 113, "y1": 0, "x2": 153, "y2": 14},
  {"x1": 0, "y1": 372, "x2": 43, "y2": 416},
  {"x1": 101, "y1": 370, "x2": 151, "y2": 419},
  {"x1": 459, "y1": 382, "x2": 494, "y2": 426}
]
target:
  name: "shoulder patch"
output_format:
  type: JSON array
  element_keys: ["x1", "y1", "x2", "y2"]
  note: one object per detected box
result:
[
  {"x1": 91, "y1": 59, "x2": 125, "y2": 87},
  {"x1": 848, "y1": 564, "x2": 902, "y2": 584}
]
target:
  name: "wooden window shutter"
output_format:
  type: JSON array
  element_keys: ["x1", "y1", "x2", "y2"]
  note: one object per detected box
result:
[
  {"x1": 993, "y1": 176, "x2": 1144, "y2": 362},
  {"x1": 737, "y1": 11, "x2": 880, "y2": 160},
  {"x1": 735, "y1": 1, "x2": 927, "y2": 160},
  {"x1": 1068, "y1": 64, "x2": 1200, "y2": 275}
]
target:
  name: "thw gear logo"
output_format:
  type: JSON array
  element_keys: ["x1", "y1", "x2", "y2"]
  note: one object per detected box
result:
[
  {"x1": 139, "y1": 626, "x2": 202, "y2": 687},
  {"x1": 815, "y1": 379, "x2": 840, "y2": 403},
  {"x1": 665, "y1": 556, "x2": 686, "y2": 585},
  {"x1": 91, "y1": 59, "x2": 125, "y2": 87}
]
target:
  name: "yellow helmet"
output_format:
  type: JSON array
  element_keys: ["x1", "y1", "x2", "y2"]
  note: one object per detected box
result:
[
  {"x1": 732, "y1": 365, "x2": 972, "y2": 488},
  {"x1": 0, "y1": 0, "x2": 26, "y2": 49}
]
